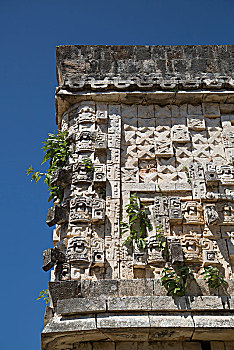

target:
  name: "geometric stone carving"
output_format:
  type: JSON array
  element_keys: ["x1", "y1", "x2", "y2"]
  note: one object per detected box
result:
[
  {"x1": 155, "y1": 140, "x2": 174, "y2": 157},
  {"x1": 217, "y1": 165, "x2": 234, "y2": 185},
  {"x1": 153, "y1": 196, "x2": 169, "y2": 217},
  {"x1": 192, "y1": 180, "x2": 206, "y2": 200},
  {"x1": 70, "y1": 197, "x2": 91, "y2": 222},
  {"x1": 67, "y1": 237, "x2": 90, "y2": 264},
  {"x1": 203, "y1": 250, "x2": 218, "y2": 266},
  {"x1": 221, "y1": 203, "x2": 234, "y2": 225},
  {"x1": 133, "y1": 251, "x2": 147, "y2": 268},
  {"x1": 72, "y1": 163, "x2": 93, "y2": 183},
  {"x1": 54, "y1": 262, "x2": 71, "y2": 281},
  {"x1": 187, "y1": 115, "x2": 206, "y2": 131},
  {"x1": 204, "y1": 163, "x2": 219, "y2": 185},
  {"x1": 147, "y1": 237, "x2": 165, "y2": 264},
  {"x1": 168, "y1": 197, "x2": 183, "y2": 223},
  {"x1": 76, "y1": 131, "x2": 96, "y2": 152},
  {"x1": 189, "y1": 162, "x2": 204, "y2": 180},
  {"x1": 171, "y1": 125, "x2": 190, "y2": 143},
  {"x1": 95, "y1": 133, "x2": 107, "y2": 150},
  {"x1": 77, "y1": 106, "x2": 96, "y2": 123},
  {"x1": 92, "y1": 199, "x2": 105, "y2": 222},
  {"x1": 93, "y1": 164, "x2": 106, "y2": 182},
  {"x1": 182, "y1": 201, "x2": 204, "y2": 224},
  {"x1": 222, "y1": 127, "x2": 234, "y2": 148},
  {"x1": 181, "y1": 234, "x2": 201, "y2": 262}
]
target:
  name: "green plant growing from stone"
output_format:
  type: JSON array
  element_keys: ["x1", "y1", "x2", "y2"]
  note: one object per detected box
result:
[
  {"x1": 120, "y1": 193, "x2": 153, "y2": 249},
  {"x1": 37, "y1": 289, "x2": 50, "y2": 305},
  {"x1": 161, "y1": 265, "x2": 193, "y2": 296},
  {"x1": 155, "y1": 225, "x2": 169, "y2": 260},
  {"x1": 201, "y1": 265, "x2": 228, "y2": 289},
  {"x1": 27, "y1": 131, "x2": 71, "y2": 203},
  {"x1": 82, "y1": 157, "x2": 95, "y2": 173}
]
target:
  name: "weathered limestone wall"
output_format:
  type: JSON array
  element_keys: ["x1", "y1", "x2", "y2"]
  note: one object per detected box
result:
[
  {"x1": 48, "y1": 101, "x2": 234, "y2": 282},
  {"x1": 41, "y1": 45, "x2": 234, "y2": 350}
]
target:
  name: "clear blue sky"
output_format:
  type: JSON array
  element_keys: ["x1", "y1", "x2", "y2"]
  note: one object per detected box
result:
[{"x1": 0, "y1": 0, "x2": 233, "y2": 348}]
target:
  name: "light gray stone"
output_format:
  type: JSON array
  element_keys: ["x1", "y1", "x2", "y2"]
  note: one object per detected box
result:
[
  {"x1": 118, "y1": 279, "x2": 154, "y2": 296},
  {"x1": 107, "y1": 296, "x2": 152, "y2": 311},
  {"x1": 97, "y1": 313, "x2": 150, "y2": 329},
  {"x1": 57, "y1": 297, "x2": 106, "y2": 315}
]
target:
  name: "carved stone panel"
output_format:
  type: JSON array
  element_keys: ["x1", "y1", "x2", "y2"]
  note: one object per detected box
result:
[
  {"x1": 95, "y1": 133, "x2": 107, "y2": 150},
  {"x1": 182, "y1": 201, "x2": 204, "y2": 224},
  {"x1": 171, "y1": 125, "x2": 190, "y2": 143},
  {"x1": 168, "y1": 197, "x2": 182, "y2": 223},
  {"x1": 72, "y1": 163, "x2": 93, "y2": 183},
  {"x1": 203, "y1": 250, "x2": 218, "y2": 265},
  {"x1": 217, "y1": 165, "x2": 234, "y2": 185},
  {"x1": 67, "y1": 237, "x2": 90, "y2": 264},
  {"x1": 147, "y1": 237, "x2": 165, "y2": 264},
  {"x1": 93, "y1": 164, "x2": 106, "y2": 182},
  {"x1": 92, "y1": 199, "x2": 105, "y2": 222},
  {"x1": 70, "y1": 197, "x2": 92, "y2": 222},
  {"x1": 155, "y1": 140, "x2": 174, "y2": 157},
  {"x1": 181, "y1": 233, "x2": 201, "y2": 262},
  {"x1": 76, "y1": 131, "x2": 96, "y2": 152}
]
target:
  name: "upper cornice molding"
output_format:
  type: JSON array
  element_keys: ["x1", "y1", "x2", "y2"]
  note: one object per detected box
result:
[{"x1": 56, "y1": 45, "x2": 234, "y2": 92}]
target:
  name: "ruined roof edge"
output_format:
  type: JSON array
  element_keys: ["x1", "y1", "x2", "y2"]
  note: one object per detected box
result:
[{"x1": 56, "y1": 45, "x2": 234, "y2": 92}]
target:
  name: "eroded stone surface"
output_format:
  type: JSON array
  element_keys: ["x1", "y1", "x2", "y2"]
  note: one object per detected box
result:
[{"x1": 41, "y1": 44, "x2": 234, "y2": 349}]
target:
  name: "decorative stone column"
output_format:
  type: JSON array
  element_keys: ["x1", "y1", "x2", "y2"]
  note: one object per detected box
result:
[{"x1": 41, "y1": 45, "x2": 234, "y2": 350}]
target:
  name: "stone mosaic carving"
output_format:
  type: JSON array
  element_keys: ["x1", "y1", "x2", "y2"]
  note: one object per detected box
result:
[{"x1": 45, "y1": 100, "x2": 234, "y2": 281}]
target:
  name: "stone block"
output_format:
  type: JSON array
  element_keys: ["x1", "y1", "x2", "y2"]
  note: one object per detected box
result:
[
  {"x1": 81, "y1": 280, "x2": 118, "y2": 298},
  {"x1": 107, "y1": 296, "x2": 152, "y2": 311},
  {"x1": 193, "y1": 315, "x2": 234, "y2": 337},
  {"x1": 183, "y1": 343, "x2": 202, "y2": 350},
  {"x1": 116, "y1": 342, "x2": 138, "y2": 350},
  {"x1": 224, "y1": 342, "x2": 234, "y2": 350},
  {"x1": 46, "y1": 205, "x2": 68, "y2": 227},
  {"x1": 149, "y1": 314, "x2": 194, "y2": 340},
  {"x1": 43, "y1": 314, "x2": 97, "y2": 333},
  {"x1": 203, "y1": 103, "x2": 220, "y2": 118},
  {"x1": 118, "y1": 279, "x2": 154, "y2": 296},
  {"x1": 210, "y1": 341, "x2": 225, "y2": 350},
  {"x1": 42, "y1": 247, "x2": 65, "y2": 271},
  {"x1": 93, "y1": 342, "x2": 115, "y2": 350},
  {"x1": 50, "y1": 168, "x2": 71, "y2": 187},
  {"x1": 97, "y1": 313, "x2": 150, "y2": 329},
  {"x1": 168, "y1": 238, "x2": 184, "y2": 264},
  {"x1": 48, "y1": 281, "x2": 81, "y2": 306},
  {"x1": 57, "y1": 297, "x2": 106, "y2": 315}
]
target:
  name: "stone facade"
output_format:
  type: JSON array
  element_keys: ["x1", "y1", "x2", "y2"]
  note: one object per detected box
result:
[{"x1": 41, "y1": 45, "x2": 234, "y2": 350}]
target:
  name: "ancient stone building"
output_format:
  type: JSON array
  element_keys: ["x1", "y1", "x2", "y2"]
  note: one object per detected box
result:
[{"x1": 41, "y1": 45, "x2": 234, "y2": 350}]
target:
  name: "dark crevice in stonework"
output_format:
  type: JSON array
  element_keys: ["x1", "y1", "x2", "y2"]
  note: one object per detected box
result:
[{"x1": 201, "y1": 341, "x2": 211, "y2": 350}]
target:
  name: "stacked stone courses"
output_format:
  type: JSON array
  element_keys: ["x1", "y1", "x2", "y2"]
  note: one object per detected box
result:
[{"x1": 42, "y1": 45, "x2": 234, "y2": 350}]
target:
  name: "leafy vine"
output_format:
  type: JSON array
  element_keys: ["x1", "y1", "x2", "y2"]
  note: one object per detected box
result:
[
  {"x1": 201, "y1": 265, "x2": 228, "y2": 289},
  {"x1": 161, "y1": 265, "x2": 193, "y2": 296},
  {"x1": 27, "y1": 131, "x2": 71, "y2": 203},
  {"x1": 37, "y1": 289, "x2": 50, "y2": 305},
  {"x1": 120, "y1": 193, "x2": 153, "y2": 249}
]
